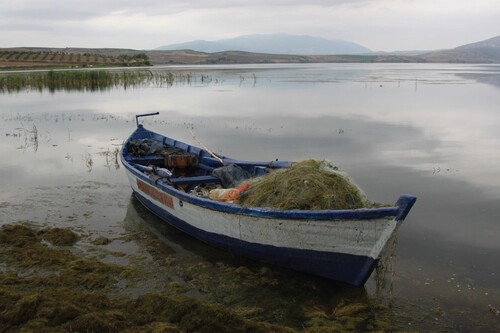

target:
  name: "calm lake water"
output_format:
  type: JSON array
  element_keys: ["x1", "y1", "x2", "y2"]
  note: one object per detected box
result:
[{"x1": 1, "y1": 63, "x2": 499, "y2": 332}]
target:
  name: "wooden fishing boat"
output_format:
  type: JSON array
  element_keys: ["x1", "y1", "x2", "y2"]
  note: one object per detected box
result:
[{"x1": 121, "y1": 112, "x2": 416, "y2": 286}]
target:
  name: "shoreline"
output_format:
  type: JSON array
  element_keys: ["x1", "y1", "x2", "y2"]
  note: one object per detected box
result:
[{"x1": 2, "y1": 47, "x2": 498, "y2": 71}]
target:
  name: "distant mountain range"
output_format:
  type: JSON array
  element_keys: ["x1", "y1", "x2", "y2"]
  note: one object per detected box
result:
[
  {"x1": 157, "y1": 33, "x2": 371, "y2": 55},
  {"x1": 420, "y1": 35, "x2": 500, "y2": 63},
  {"x1": 156, "y1": 33, "x2": 500, "y2": 63}
]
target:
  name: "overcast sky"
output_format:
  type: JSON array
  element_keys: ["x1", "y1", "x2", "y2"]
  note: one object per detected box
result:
[{"x1": 1, "y1": 0, "x2": 499, "y2": 51}]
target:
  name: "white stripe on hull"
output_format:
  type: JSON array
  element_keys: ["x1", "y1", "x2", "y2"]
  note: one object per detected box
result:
[{"x1": 127, "y1": 170, "x2": 399, "y2": 260}]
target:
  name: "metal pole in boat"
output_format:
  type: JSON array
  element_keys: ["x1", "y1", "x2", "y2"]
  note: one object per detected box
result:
[{"x1": 135, "y1": 112, "x2": 160, "y2": 127}]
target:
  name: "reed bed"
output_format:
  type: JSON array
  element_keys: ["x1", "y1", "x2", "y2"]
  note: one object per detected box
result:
[{"x1": 0, "y1": 70, "x2": 205, "y2": 93}]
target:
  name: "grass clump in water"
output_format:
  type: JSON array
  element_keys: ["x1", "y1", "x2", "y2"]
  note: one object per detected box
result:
[
  {"x1": 0, "y1": 224, "x2": 83, "y2": 268},
  {"x1": 38, "y1": 227, "x2": 80, "y2": 246},
  {"x1": 240, "y1": 160, "x2": 369, "y2": 210},
  {"x1": 303, "y1": 302, "x2": 393, "y2": 332},
  {"x1": 0, "y1": 224, "x2": 39, "y2": 247}
]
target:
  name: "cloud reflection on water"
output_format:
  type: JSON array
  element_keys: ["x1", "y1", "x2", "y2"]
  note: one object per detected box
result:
[{"x1": 1, "y1": 64, "x2": 499, "y2": 332}]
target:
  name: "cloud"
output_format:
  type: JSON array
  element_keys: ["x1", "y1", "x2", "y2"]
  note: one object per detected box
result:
[
  {"x1": 0, "y1": 0, "x2": 372, "y2": 20},
  {"x1": 0, "y1": 0, "x2": 499, "y2": 50}
]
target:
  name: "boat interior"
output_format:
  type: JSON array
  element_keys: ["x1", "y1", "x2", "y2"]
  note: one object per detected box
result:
[{"x1": 123, "y1": 130, "x2": 289, "y2": 191}]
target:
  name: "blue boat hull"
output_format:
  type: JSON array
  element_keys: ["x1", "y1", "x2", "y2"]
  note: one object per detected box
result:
[{"x1": 134, "y1": 190, "x2": 378, "y2": 286}]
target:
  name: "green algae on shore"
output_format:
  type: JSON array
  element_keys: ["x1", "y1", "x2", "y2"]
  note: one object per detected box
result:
[
  {"x1": 303, "y1": 302, "x2": 394, "y2": 332},
  {"x1": 0, "y1": 222, "x2": 404, "y2": 333},
  {"x1": 0, "y1": 223, "x2": 295, "y2": 333},
  {"x1": 38, "y1": 227, "x2": 80, "y2": 246}
]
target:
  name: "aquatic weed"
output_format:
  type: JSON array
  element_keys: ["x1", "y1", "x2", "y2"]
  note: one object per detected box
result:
[
  {"x1": 303, "y1": 301, "x2": 393, "y2": 332},
  {"x1": 37, "y1": 227, "x2": 80, "y2": 246},
  {"x1": 0, "y1": 223, "x2": 296, "y2": 333},
  {"x1": 85, "y1": 153, "x2": 93, "y2": 172}
]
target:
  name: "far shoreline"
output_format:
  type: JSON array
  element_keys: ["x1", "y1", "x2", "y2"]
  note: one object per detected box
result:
[{"x1": 1, "y1": 47, "x2": 499, "y2": 71}]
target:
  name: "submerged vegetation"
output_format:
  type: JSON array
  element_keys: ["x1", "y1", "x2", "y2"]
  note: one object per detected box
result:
[
  {"x1": 0, "y1": 69, "x2": 206, "y2": 93},
  {"x1": 0, "y1": 222, "x2": 403, "y2": 333},
  {"x1": 0, "y1": 223, "x2": 293, "y2": 333}
]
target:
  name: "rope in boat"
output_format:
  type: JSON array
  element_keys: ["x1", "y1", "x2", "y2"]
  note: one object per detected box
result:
[{"x1": 189, "y1": 128, "x2": 224, "y2": 165}]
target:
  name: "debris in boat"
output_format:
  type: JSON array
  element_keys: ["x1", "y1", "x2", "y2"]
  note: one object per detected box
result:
[
  {"x1": 209, "y1": 183, "x2": 250, "y2": 203},
  {"x1": 191, "y1": 183, "x2": 222, "y2": 198},
  {"x1": 165, "y1": 153, "x2": 198, "y2": 169},
  {"x1": 128, "y1": 138, "x2": 199, "y2": 175},
  {"x1": 212, "y1": 163, "x2": 252, "y2": 188},
  {"x1": 239, "y1": 160, "x2": 368, "y2": 210},
  {"x1": 128, "y1": 139, "x2": 193, "y2": 161},
  {"x1": 128, "y1": 138, "x2": 168, "y2": 156}
]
